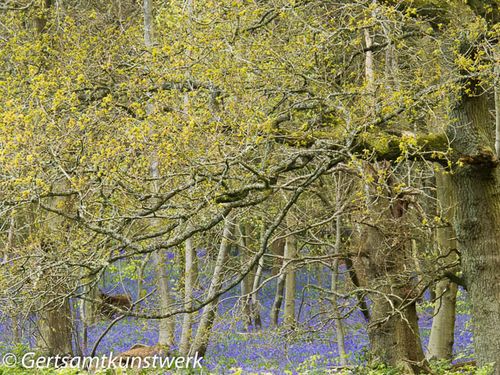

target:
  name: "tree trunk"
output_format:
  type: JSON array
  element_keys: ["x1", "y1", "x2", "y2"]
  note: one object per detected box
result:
[
  {"x1": 427, "y1": 171, "x2": 458, "y2": 360},
  {"x1": 38, "y1": 299, "x2": 73, "y2": 356},
  {"x1": 428, "y1": 279, "x2": 457, "y2": 360},
  {"x1": 283, "y1": 233, "x2": 297, "y2": 328},
  {"x1": 270, "y1": 238, "x2": 286, "y2": 327},
  {"x1": 190, "y1": 215, "x2": 235, "y2": 357},
  {"x1": 495, "y1": 53, "x2": 500, "y2": 157},
  {"x1": 238, "y1": 223, "x2": 253, "y2": 331},
  {"x1": 270, "y1": 273, "x2": 285, "y2": 327},
  {"x1": 358, "y1": 17, "x2": 426, "y2": 370},
  {"x1": 364, "y1": 224, "x2": 426, "y2": 373},
  {"x1": 356, "y1": 164, "x2": 426, "y2": 373},
  {"x1": 153, "y1": 250, "x2": 175, "y2": 347},
  {"x1": 136, "y1": 253, "x2": 151, "y2": 301},
  {"x1": 449, "y1": 93, "x2": 500, "y2": 371},
  {"x1": 331, "y1": 217, "x2": 347, "y2": 366},
  {"x1": 142, "y1": 0, "x2": 175, "y2": 349},
  {"x1": 368, "y1": 289, "x2": 426, "y2": 372},
  {"x1": 36, "y1": 175, "x2": 74, "y2": 357},
  {"x1": 143, "y1": 0, "x2": 153, "y2": 48},
  {"x1": 80, "y1": 282, "x2": 99, "y2": 354},
  {"x1": 180, "y1": 236, "x2": 195, "y2": 355},
  {"x1": 250, "y1": 255, "x2": 264, "y2": 330}
]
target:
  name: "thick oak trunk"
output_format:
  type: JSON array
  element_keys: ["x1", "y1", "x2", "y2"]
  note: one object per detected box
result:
[{"x1": 449, "y1": 94, "x2": 500, "y2": 371}]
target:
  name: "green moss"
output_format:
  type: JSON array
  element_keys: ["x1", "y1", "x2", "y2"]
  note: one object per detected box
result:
[{"x1": 352, "y1": 131, "x2": 449, "y2": 163}]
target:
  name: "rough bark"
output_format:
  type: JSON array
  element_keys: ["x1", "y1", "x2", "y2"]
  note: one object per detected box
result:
[
  {"x1": 495, "y1": 48, "x2": 500, "y2": 157},
  {"x1": 449, "y1": 93, "x2": 500, "y2": 371},
  {"x1": 36, "y1": 178, "x2": 74, "y2": 356},
  {"x1": 358, "y1": 18, "x2": 426, "y2": 372},
  {"x1": 355, "y1": 164, "x2": 426, "y2": 373},
  {"x1": 363, "y1": 227, "x2": 426, "y2": 373},
  {"x1": 270, "y1": 238, "x2": 286, "y2": 276}
]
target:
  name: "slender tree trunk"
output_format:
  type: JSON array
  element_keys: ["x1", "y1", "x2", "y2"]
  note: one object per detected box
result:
[
  {"x1": 143, "y1": 0, "x2": 175, "y2": 347},
  {"x1": 81, "y1": 302, "x2": 88, "y2": 355},
  {"x1": 80, "y1": 282, "x2": 99, "y2": 354},
  {"x1": 283, "y1": 232, "x2": 297, "y2": 328},
  {"x1": 250, "y1": 255, "x2": 264, "y2": 330},
  {"x1": 238, "y1": 223, "x2": 254, "y2": 331},
  {"x1": 428, "y1": 279, "x2": 457, "y2": 360},
  {"x1": 4, "y1": 214, "x2": 22, "y2": 343},
  {"x1": 136, "y1": 253, "x2": 150, "y2": 300},
  {"x1": 33, "y1": 0, "x2": 71, "y2": 356},
  {"x1": 427, "y1": 172, "x2": 458, "y2": 360},
  {"x1": 331, "y1": 217, "x2": 347, "y2": 366},
  {"x1": 180, "y1": 236, "x2": 195, "y2": 355},
  {"x1": 72, "y1": 300, "x2": 84, "y2": 358},
  {"x1": 190, "y1": 215, "x2": 235, "y2": 357},
  {"x1": 270, "y1": 238, "x2": 285, "y2": 275},
  {"x1": 270, "y1": 273, "x2": 285, "y2": 327},
  {"x1": 270, "y1": 238, "x2": 286, "y2": 327},
  {"x1": 143, "y1": 0, "x2": 153, "y2": 48},
  {"x1": 364, "y1": 28, "x2": 374, "y2": 97},
  {"x1": 153, "y1": 250, "x2": 175, "y2": 347}
]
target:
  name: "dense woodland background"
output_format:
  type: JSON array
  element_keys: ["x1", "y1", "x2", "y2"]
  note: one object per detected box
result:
[{"x1": 0, "y1": 0, "x2": 499, "y2": 374}]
